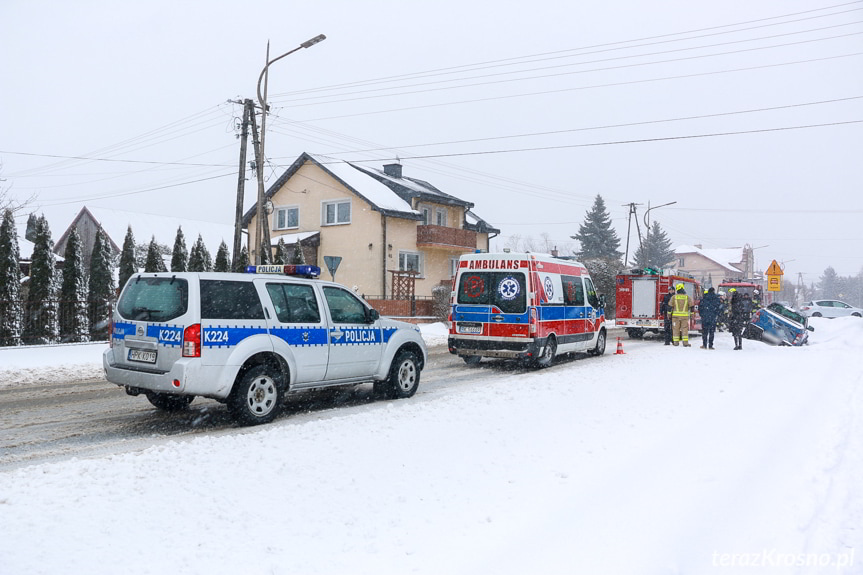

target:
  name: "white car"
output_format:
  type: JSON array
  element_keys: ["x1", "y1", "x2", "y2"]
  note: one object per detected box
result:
[
  {"x1": 799, "y1": 300, "x2": 863, "y2": 318},
  {"x1": 103, "y1": 265, "x2": 427, "y2": 426}
]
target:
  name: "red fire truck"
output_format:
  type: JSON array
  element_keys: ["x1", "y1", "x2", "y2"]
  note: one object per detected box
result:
[{"x1": 615, "y1": 269, "x2": 702, "y2": 338}]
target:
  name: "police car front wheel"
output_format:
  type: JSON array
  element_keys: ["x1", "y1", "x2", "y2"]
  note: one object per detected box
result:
[
  {"x1": 375, "y1": 350, "x2": 420, "y2": 400},
  {"x1": 228, "y1": 365, "x2": 284, "y2": 426}
]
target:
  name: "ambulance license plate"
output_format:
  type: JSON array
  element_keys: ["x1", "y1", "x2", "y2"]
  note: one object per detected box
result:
[
  {"x1": 128, "y1": 349, "x2": 157, "y2": 364},
  {"x1": 458, "y1": 322, "x2": 483, "y2": 334}
]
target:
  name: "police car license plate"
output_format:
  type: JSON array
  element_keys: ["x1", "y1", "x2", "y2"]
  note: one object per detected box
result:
[
  {"x1": 458, "y1": 322, "x2": 483, "y2": 334},
  {"x1": 128, "y1": 349, "x2": 157, "y2": 363}
]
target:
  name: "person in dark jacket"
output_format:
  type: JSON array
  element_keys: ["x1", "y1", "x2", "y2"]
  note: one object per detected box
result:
[
  {"x1": 660, "y1": 285, "x2": 675, "y2": 345},
  {"x1": 698, "y1": 287, "x2": 721, "y2": 349},
  {"x1": 728, "y1": 289, "x2": 748, "y2": 350}
]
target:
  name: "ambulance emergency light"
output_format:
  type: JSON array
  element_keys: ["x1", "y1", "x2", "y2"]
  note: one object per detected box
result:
[{"x1": 246, "y1": 264, "x2": 321, "y2": 278}]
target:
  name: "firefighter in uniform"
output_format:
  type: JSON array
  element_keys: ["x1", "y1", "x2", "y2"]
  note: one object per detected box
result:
[{"x1": 671, "y1": 283, "x2": 693, "y2": 347}]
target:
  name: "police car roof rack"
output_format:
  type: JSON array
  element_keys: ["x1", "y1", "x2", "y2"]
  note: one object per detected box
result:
[{"x1": 246, "y1": 264, "x2": 322, "y2": 279}]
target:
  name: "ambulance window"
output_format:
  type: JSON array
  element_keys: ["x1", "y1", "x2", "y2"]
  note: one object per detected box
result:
[
  {"x1": 201, "y1": 280, "x2": 265, "y2": 320},
  {"x1": 562, "y1": 275, "x2": 584, "y2": 306},
  {"x1": 584, "y1": 277, "x2": 600, "y2": 308},
  {"x1": 457, "y1": 272, "x2": 526, "y2": 314},
  {"x1": 266, "y1": 283, "x2": 321, "y2": 324}
]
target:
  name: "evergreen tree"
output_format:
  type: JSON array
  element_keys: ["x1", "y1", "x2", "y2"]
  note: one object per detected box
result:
[
  {"x1": 24, "y1": 216, "x2": 59, "y2": 344},
  {"x1": 25, "y1": 213, "x2": 39, "y2": 243},
  {"x1": 59, "y1": 227, "x2": 89, "y2": 343},
  {"x1": 273, "y1": 238, "x2": 288, "y2": 264},
  {"x1": 291, "y1": 239, "x2": 305, "y2": 265},
  {"x1": 819, "y1": 266, "x2": 839, "y2": 299},
  {"x1": 144, "y1": 236, "x2": 167, "y2": 272},
  {"x1": 234, "y1": 246, "x2": 249, "y2": 272},
  {"x1": 0, "y1": 209, "x2": 23, "y2": 346},
  {"x1": 633, "y1": 220, "x2": 676, "y2": 269},
  {"x1": 188, "y1": 234, "x2": 212, "y2": 272},
  {"x1": 119, "y1": 226, "x2": 137, "y2": 290},
  {"x1": 259, "y1": 240, "x2": 272, "y2": 265},
  {"x1": 571, "y1": 195, "x2": 622, "y2": 261},
  {"x1": 170, "y1": 226, "x2": 188, "y2": 272},
  {"x1": 214, "y1": 240, "x2": 231, "y2": 272},
  {"x1": 88, "y1": 227, "x2": 116, "y2": 339}
]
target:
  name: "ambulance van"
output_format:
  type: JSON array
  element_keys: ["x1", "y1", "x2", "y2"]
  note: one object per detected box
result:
[{"x1": 448, "y1": 252, "x2": 607, "y2": 367}]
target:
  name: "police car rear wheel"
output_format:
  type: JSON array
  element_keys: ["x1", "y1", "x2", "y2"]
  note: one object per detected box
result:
[
  {"x1": 228, "y1": 365, "x2": 283, "y2": 426},
  {"x1": 145, "y1": 391, "x2": 194, "y2": 412}
]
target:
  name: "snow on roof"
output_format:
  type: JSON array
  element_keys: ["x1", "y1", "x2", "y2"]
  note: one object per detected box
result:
[
  {"x1": 675, "y1": 244, "x2": 743, "y2": 272},
  {"x1": 349, "y1": 162, "x2": 463, "y2": 204},
  {"x1": 269, "y1": 230, "x2": 319, "y2": 246},
  {"x1": 308, "y1": 155, "x2": 417, "y2": 215},
  {"x1": 82, "y1": 207, "x2": 235, "y2": 253}
]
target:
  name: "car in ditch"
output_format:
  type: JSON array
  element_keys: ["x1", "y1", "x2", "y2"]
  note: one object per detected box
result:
[{"x1": 744, "y1": 302, "x2": 813, "y2": 346}]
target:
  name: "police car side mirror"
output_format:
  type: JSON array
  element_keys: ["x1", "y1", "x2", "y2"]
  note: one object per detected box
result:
[
  {"x1": 807, "y1": 325, "x2": 815, "y2": 332},
  {"x1": 367, "y1": 308, "x2": 381, "y2": 322}
]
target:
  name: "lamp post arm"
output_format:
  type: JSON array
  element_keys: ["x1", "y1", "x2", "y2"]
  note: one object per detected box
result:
[{"x1": 256, "y1": 34, "x2": 326, "y2": 107}]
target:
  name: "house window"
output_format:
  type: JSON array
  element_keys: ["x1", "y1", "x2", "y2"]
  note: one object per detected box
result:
[
  {"x1": 274, "y1": 206, "x2": 299, "y2": 230},
  {"x1": 322, "y1": 200, "x2": 351, "y2": 225},
  {"x1": 435, "y1": 208, "x2": 447, "y2": 227},
  {"x1": 399, "y1": 251, "x2": 423, "y2": 275},
  {"x1": 421, "y1": 207, "x2": 431, "y2": 225},
  {"x1": 449, "y1": 257, "x2": 460, "y2": 278},
  {"x1": 678, "y1": 257, "x2": 685, "y2": 267}
]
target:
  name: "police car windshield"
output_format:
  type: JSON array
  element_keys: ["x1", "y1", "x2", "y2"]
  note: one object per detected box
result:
[
  {"x1": 457, "y1": 271, "x2": 527, "y2": 314},
  {"x1": 118, "y1": 277, "x2": 189, "y2": 322}
]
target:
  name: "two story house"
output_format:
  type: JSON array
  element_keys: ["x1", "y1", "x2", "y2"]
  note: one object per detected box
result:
[{"x1": 243, "y1": 152, "x2": 499, "y2": 299}]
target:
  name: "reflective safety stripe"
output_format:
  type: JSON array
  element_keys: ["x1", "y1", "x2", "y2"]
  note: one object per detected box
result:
[{"x1": 671, "y1": 294, "x2": 690, "y2": 317}]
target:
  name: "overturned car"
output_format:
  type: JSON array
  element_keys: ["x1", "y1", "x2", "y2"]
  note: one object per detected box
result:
[{"x1": 744, "y1": 302, "x2": 814, "y2": 346}]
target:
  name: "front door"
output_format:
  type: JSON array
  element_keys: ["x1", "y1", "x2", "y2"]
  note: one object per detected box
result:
[{"x1": 322, "y1": 286, "x2": 383, "y2": 380}]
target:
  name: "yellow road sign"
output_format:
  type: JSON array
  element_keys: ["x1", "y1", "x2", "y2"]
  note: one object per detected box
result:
[
  {"x1": 767, "y1": 275, "x2": 781, "y2": 292},
  {"x1": 766, "y1": 259, "x2": 783, "y2": 276}
]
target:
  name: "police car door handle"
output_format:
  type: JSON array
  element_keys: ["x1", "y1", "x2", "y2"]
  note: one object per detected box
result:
[{"x1": 331, "y1": 330, "x2": 344, "y2": 338}]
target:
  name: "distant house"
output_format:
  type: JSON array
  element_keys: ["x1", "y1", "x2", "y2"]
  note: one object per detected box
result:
[
  {"x1": 243, "y1": 152, "x2": 499, "y2": 298},
  {"x1": 54, "y1": 206, "x2": 235, "y2": 269},
  {"x1": 674, "y1": 244, "x2": 757, "y2": 287}
]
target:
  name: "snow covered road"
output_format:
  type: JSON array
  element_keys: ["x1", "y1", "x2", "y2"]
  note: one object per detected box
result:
[{"x1": 0, "y1": 319, "x2": 861, "y2": 574}]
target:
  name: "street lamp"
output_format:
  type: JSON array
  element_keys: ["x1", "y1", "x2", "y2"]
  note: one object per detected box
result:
[
  {"x1": 253, "y1": 33, "x2": 326, "y2": 264},
  {"x1": 640, "y1": 201, "x2": 676, "y2": 267}
]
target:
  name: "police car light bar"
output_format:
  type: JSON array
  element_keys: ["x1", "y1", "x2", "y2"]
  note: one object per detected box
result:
[{"x1": 246, "y1": 264, "x2": 321, "y2": 278}]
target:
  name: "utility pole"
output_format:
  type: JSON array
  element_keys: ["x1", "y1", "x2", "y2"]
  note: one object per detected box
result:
[
  {"x1": 622, "y1": 203, "x2": 642, "y2": 267},
  {"x1": 232, "y1": 99, "x2": 253, "y2": 271},
  {"x1": 249, "y1": 102, "x2": 271, "y2": 264}
]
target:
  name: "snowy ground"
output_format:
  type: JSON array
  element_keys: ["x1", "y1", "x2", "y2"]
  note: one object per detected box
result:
[{"x1": 1, "y1": 319, "x2": 861, "y2": 574}]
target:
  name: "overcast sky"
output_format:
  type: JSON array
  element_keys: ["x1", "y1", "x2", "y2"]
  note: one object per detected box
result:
[{"x1": 2, "y1": 0, "x2": 861, "y2": 283}]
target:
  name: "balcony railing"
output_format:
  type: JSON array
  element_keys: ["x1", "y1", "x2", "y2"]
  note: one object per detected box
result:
[{"x1": 416, "y1": 224, "x2": 477, "y2": 249}]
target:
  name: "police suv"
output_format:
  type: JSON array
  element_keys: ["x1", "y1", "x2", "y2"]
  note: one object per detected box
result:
[{"x1": 103, "y1": 265, "x2": 427, "y2": 426}]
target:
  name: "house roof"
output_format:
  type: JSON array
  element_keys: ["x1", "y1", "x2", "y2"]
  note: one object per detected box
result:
[
  {"x1": 675, "y1": 244, "x2": 744, "y2": 272},
  {"x1": 348, "y1": 163, "x2": 472, "y2": 208},
  {"x1": 57, "y1": 206, "x2": 235, "y2": 254},
  {"x1": 242, "y1": 153, "x2": 420, "y2": 225}
]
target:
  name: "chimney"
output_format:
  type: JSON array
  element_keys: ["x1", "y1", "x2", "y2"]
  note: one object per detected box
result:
[
  {"x1": 383, "y1": 163, "x2": 402, "y2": 178},
  {"x1": 551, "y1": 247, "x2": 559, "y2": 257},
  {"x1": 694, "y1": 244, "x2": 703, "y2": 250}
]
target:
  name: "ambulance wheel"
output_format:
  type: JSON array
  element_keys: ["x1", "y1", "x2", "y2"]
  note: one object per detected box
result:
[
  {"x1": 463, "y1": 355, "x2": 482, "y2": 366},
  {"x1": 145, "y1": 391, "x2": 194, "y2": 411},
  {"x1": 228, "y1": 365, "x2": 284, "y2": 426},
  {"x1": 588, "y1": 329, "x2": 607, "y2": 356},
  {"x1": 536, "y1": 336, "x2": 557, "y2": 368},
  {"x1": 375, "y1": 350, "x2": 421, "y2": 400}
]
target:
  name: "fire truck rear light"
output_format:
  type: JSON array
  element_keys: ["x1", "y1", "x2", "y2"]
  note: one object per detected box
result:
[{"x1": 183, "y1": 324, "x2": 201, "y2": 357}]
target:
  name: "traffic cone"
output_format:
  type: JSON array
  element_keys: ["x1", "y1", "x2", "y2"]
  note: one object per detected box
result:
[{"x1": 615, "y1": 337, "x2": 625, "y2": 355}]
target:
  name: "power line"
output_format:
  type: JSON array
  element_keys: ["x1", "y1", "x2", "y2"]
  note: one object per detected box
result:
[
  {"x1": 295, "y1": 51, "x2": 863, "y2": 122},
  {"x1": 0, "y1": 149, "x2": 233, "y2": 168},
  {"x1": 337, "y1": 120, "x2": 863, "y2": 162},
  {"x1": 271, "y1": 1, "x2": 863, "y2": 98}
]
